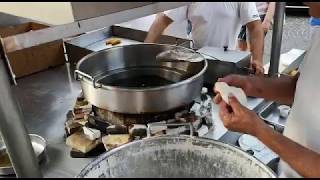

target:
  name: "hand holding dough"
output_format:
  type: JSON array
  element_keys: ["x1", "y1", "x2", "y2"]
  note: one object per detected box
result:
[{"x1": 215, "y1": 82, "x2": 247, "y2": 106}]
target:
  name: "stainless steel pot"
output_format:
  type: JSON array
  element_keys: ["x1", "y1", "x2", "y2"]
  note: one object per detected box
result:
[
  {"x1": 75, "y1": 44, "x2": 207, "y2": 114},
  {"x1": 77, "y1": 136, "x2": 277, "y2": 178}
]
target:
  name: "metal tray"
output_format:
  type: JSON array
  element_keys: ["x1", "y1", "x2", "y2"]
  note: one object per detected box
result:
[
  {"x1": 64, "y1": 25, "x2": 191, "y2": 69},
  {"x1": 258, "y1": 102, "x2": 289, "y2": 133}
]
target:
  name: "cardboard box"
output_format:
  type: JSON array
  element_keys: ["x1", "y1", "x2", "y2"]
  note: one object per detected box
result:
[{"x1": 0, "y1": 22, "x2": 66, "y2": 78}]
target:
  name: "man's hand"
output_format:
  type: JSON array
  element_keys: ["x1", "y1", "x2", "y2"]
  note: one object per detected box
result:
[
  {"x1": 214, "y1": 93, "x2": 266, "y2": 136},
  {"x1": 215, "y1": 75, "x2": 256, "y2": 97},
  {"x1": 215, "y1": 73, "x2": 298, "y2": 106},
  {"x1": 261, "y1": 19, "x2": 271, "y2": 33},
  {"x1": 215, "y1": 85, "x2": 320, "y2": 178},
  {"x1": 250, "y1": 60, "x2": 265, "y2": 75}
]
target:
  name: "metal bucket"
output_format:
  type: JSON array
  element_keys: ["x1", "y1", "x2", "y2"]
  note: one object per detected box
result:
[{"x1": 77, "y1": 136, "x2": 276, "y2": 178}]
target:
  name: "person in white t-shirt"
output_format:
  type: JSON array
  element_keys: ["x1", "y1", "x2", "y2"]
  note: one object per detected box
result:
[
  {"x1": 144, "y1": 2, "x2": 265, "y2": 75},
  {"x1": 214, "y1": 2, "x2": 320, "y2": 178}
]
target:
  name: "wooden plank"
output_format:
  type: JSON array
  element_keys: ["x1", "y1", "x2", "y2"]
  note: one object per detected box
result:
[{"x1": 2, "y1": 2, "x2": 190, "y2": 53}]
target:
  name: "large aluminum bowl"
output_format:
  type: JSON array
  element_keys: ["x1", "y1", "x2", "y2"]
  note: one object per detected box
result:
[
  {"x1": 75, "y1": 44, "x2": 207, "y2": 114},
  {"x1": 77, "y1": 136, "x2": 277, "y2": 178}
]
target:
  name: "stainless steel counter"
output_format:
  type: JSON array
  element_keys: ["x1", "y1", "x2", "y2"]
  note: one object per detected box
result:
[
  {"x1": 12, "y1": 64, "x2": 93, "y2": 178},
  {"x1": 9, "y1": 64, "x2": 271, "y2": 177}
]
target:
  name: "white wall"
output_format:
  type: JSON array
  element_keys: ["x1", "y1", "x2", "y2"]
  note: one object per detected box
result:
[{"x1": 0, "y1": 2, "x2": 74, "y2": 25}]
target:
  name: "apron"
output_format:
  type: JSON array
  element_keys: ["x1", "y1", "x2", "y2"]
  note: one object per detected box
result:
[{"x1": 278, "y1": 26, "x2": 320, "y2": 178}]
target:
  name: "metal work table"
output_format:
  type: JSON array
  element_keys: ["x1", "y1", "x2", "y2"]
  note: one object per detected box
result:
[
  {"x1": 0, "y1": 2, "x2": 286, "y2": 178},
  {"x1": 11, "y1": 64, "x2": 93, "y2": 178},
  {"x1": 8, "y1": 63, "x2": 271, "y2": 177}
]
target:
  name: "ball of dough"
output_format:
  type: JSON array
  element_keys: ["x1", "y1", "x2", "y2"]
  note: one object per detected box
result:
[{"x1": 215, "y1": 82, "x2": 247, "y2": 106}]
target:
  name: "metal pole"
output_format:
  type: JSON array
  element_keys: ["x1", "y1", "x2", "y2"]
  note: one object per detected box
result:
[
  {"x1": 268, "y1": 2, "x2": 286, "y2": 76},
  {"x1": 0, "y1": 56, "x2": 42, "y2": 177}
]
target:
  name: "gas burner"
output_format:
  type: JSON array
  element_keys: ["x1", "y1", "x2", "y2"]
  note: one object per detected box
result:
[
  {"x1": 91, "y1": 87, "x2": 213, "y2": 129},
  {"x1": 64, "y1": 87, "x2": 214, "y2": 158},
  {"x1": 92, "y1": 103, "x2": 194, "y2": 127}
]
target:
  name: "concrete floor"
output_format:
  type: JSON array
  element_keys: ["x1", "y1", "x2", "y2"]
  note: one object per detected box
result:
[{"x1": 263, "y1": 15, "x2": 312, "y2": 64}]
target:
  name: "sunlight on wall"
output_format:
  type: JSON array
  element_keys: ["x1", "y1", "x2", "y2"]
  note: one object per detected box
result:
[{"x1": 0, "y1": 2, "x2": 74, "y2": 25}]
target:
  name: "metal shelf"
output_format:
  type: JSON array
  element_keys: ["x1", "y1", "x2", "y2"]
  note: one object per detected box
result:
[{"x1": 1, "y1": 2, "x2": 190, "y2": 54}]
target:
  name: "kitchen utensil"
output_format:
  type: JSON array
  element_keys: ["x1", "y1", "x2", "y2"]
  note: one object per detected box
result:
[
  {"x1": 77, "y1": 135, "x2": 276, "y2": 178},
  {"x1": 75, "y1": 43, "x2": 207, "y2": 114},
  {"x1": 156, "y1": 47, "x2": 205, "y2": 63},
  {"x1": 155, "y1": 47, "x2": 254, "y2": 75}
]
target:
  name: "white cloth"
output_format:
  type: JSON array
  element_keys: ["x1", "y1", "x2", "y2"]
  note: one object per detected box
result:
[
  {"x1": 164, "y1": 2, "x2": 260, "y2": 50},
  {"x1": 278, "y1": 26, "x2": 320, "y2": 178}
]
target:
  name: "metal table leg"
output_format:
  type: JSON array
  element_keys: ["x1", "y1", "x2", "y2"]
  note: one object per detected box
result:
[
  {"x1": 0, "y1": 56, "x2": 42, "y2": 177},
  {"x1": 268, "y1": 2, "x2": 286, "y2": 76}
]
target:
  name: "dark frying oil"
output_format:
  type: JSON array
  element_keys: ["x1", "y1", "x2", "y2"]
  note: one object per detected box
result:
[{"x1": 109, "y1": 75, "x2": 174, "y2": 88}]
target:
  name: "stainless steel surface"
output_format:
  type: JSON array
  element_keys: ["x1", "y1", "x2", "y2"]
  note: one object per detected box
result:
[
  {"x1": 3, "y1": 2, "x2": 191, "y2": 53},
  {"x1": 8, "y1": 64, "x2": 274, "y2": 177},
  {"x1": 197, "y1": 46, "x2": 251, "y2": 64},
  {"x1": 156, "y1": 48, "x2": 205, "y2": 63},
  {"x1": 197, "y1": 46, "x2": 251, "y2": 85},
  {"x1": 268, "y1": 2, "x2": 286, "y2": 76},
  {"x1": 0, "y1": 56, "x2": 42, "y2": 177},
  {"x1": 259, "y1": 101, "x2": 288, "y2": 133},
  {"x1": 64, "y1": 25, "x2": 190, "y2": 66},
  {"x1": 71, "y1": 2, "x2": 155, "y2": 21},
  {"x1": 146, "y1": 122, "x2": 194, "y2": 138},
  {"x1": 77, "y1": 136, "x2": 276, "y2": 178},
  {"x1": 76, "y1": 44, "x2": 207, "y2": 114},
  {"x1": 86, "y1": 36, "x2": 141, "y2": 52},
  {"x1": 12, "y1": 64, "x2": 93, "y2": 178}
]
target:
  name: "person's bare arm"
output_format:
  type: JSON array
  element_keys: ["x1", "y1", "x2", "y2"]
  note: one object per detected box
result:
[
  {"x1": 215, "y1": 96, "x2": 320, "y2": 178},
  {"x1": 256, "y1": 121, "x2": 320, "y2": 178},
  {"x1": 262, "y1": 2, "x2": 276, "y2": 32},
  {"x1": 246, "y1": 20, "x2": 265, "y2": 75},
  {"x1": 265, "y1": 2, "x2": 276, "y2": 25},
  {"x1": 217, "y1": 74, "x2": 299, "y2": 105},
  {"x1": 144, "y1": 13, "x2": 173, "y2": 43}
]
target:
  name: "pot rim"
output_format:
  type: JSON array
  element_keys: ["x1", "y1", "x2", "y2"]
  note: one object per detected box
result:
[
  {"x1": 76, "y1": 43, "x2": 208, "y2": 92},
  {"x1": 77, "y1": 135, "x2": 277, "y2": 178}
]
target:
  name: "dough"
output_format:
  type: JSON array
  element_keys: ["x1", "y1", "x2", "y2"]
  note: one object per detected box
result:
[{"x1": 215, "y1": 82, "x2": 247, "y2": 106}]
